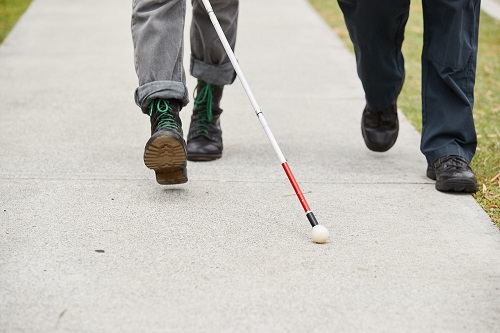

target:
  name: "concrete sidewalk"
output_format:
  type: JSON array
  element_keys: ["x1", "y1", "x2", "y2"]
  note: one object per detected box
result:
[
  {"x1": 1, "y1": 0, "x2": 499, "y2": 332},
  {"x1": 483, "y1": 0, "x2": 500, "y2": 20}
]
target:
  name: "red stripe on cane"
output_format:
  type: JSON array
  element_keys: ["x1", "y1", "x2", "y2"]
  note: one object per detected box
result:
[{"x1": 282, "y1": 162, "x2": 311, "y2": 212}]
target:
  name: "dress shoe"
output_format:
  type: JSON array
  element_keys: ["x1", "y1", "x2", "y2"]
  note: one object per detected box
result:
[{"x1": 361, "y1": 104, "x2": 399, "y2": 152}]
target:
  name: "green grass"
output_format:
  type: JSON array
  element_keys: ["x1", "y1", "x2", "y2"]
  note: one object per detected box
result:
[
  {"x1": 309, "y1": 0, "x2": 500, "y2": 227},
  {"x1": 0, "y1": 0, "x2": 32, "y2": 43}
]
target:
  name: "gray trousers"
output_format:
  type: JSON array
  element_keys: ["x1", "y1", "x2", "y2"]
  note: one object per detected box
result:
[
  {"x1": 131, "y1": 0, "x2": 239, "y2": 112},
  {"x1": 338, "y1": 0, "x2": 480, "y2": 164}
]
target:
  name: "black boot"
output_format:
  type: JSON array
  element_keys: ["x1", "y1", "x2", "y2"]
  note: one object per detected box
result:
[
  {"x1": 426, "y1": 155, "x2": 478, "y2": 193},
  {"x1": 361, "y1": 103, "x2": 399, "y2": 152},
  {"x1": 144, "y1": 99, "x2": 188, "y2": 185},
  {"x1": 187, "y1": 80, "x2": 223, "y2": 161}
]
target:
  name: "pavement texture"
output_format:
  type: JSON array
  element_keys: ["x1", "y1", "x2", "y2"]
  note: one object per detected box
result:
[{"x1": 1, "y1": 0, "x2": 499, "y2": 332}]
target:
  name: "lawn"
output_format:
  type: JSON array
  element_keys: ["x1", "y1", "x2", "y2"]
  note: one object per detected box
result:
[
  {"x1": 0, "y1": 0, "x2": 32, "y2": 43},
  {"x1": 309, "y1": 0, "x2": 500, "y2": 227}
]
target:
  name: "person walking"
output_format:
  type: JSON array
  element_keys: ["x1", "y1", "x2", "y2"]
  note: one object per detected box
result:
[
  {"x1": 131, "y1": 0, "x2": 238, "y2": 185},
  {"x1": 338, "y1": 0, "x2": 480, "y2": 192}
]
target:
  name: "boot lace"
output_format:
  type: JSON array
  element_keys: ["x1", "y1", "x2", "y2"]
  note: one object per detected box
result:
[
  {"x1": 192, "y1": 82, "x2": 215, "y2": 135},
  {"x1": 149, "y1": 99, "x2": 178, "y2": 131},
  {"x1": 438, "y1": 156, "x2": 469, "y2": 171},
  {"x1": 380, "y1": 111, "x2": 397, "y2": 128},
  {"x1": 364, "y1": 110, "x2": 379, "y2": 128}
]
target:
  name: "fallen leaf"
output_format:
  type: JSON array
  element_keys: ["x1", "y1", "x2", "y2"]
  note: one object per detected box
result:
[
  {"x1": 59, "y1": 309, "x2": 67, "y2": 319},
  {"x1": 492, "y1": 173, "x2": 500, "y2": 183}
]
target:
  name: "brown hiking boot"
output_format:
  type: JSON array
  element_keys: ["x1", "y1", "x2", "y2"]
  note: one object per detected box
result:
[{"x1": 144, "y1": 99, "x2": 188, "y2": 185}]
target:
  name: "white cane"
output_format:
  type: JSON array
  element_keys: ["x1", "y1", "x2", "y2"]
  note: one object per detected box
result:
[{"x1": 201, "y1": 0, "x2": 330, "y2": 244}]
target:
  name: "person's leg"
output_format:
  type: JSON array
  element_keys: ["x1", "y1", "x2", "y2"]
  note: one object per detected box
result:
[
  {"x1": 421, "y1": 0, "x2": 480, "y2": 192},
  {"x1": 187, "y1": 0, "x2": 239, "y2": 161},
  {"x1": 421, "y1": 0, "x2": 479, "y2": 163},
  {"x1": 338, "y1": 0, "x2": 410, "y2": 152},
  {"x1": 132, "y1": 0, "x2": 189, "y2": 110},
  {"x1": 190, "y1": 0, "x2": 238, "y2": 85},
  {"x1": 131, "y1": 0, "x2": 189, "y2": 184},
  {"x1": 338, "y1": 0, "x2": 409, "y2": 110}
]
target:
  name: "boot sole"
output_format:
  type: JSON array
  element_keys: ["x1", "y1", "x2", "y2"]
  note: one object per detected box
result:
[
  {"x1": 144, "y1": 134, "x2": 188, "y2": 185},
  {"x1": 436, "y1": 178, "x2": 478, "y2": 193}
]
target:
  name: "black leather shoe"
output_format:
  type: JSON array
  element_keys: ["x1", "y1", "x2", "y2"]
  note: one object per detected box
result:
[
  {"x1": 361, "y1": 104, "x2": 399, "y2": 152},
  {"x1": 426, "y1": 155, "x2": 478, "y2": 193},
  {"x1": 144, "y1": 99, "x2": 188, "y2": 185},
  {"x1": 187, "y1": 80, "x2": 224, "y2": 161}
]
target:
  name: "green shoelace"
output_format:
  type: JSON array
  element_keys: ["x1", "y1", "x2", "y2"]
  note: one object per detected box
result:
[
  {"x1": 192, "y1": 82, "x2": 215, "y2": 135},
  {"x1": 149, "y1": 99, "x2": 178, "y2": 131}
]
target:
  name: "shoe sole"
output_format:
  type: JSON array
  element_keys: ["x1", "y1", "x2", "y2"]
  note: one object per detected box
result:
[
  {"x1": 187, "y1": 153, "x2": 222, "y2": 162},
  {"x1": 144, "y1": 134, "x2": 188, "y2": 185},
  {"x1": 436, "y1": 178, "x2": 478, "y2": 193},
  {"x1": 361, "y1": 138, "x2": 396, "y2": 152}
]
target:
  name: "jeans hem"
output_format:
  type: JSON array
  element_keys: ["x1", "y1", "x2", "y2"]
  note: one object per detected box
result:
[{"x1": 134, "y1": 81, "x2": 189, "y2": 113}]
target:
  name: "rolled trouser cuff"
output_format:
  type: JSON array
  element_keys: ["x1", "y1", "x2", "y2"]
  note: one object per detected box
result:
[
  {"x1": 134, "y1": 81, "x2": 189, "y2": 113},
  {"x1": 190, "y1": 55, "x2": 236, "y2": 86}
]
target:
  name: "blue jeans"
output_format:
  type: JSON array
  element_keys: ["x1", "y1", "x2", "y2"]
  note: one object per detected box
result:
[
  {"x1": 338, "y1": 0, "x2": 480, "y2": 164},
  {"x1": 131, "y1": 0, "x2": 239, "y2": 112}
]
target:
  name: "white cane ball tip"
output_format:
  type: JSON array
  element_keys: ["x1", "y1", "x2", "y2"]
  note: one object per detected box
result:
[{"x1": 311, "y1": 225, "x2": 330, "y2": 244}]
